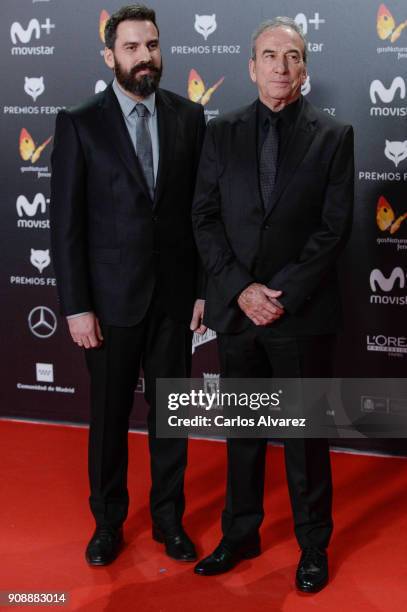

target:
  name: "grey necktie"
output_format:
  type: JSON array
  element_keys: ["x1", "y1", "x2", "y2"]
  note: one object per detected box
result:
[
  {"x1": 259, "y1": 117, "x2": 279, "y2": 210},
  {"x1": 134, "y1": 103, "x2": 154, "y2": 200}
]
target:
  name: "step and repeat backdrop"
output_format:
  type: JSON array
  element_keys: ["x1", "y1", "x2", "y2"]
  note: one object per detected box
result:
[{"x1": 1, "y1": 1, "x2": 406, "y2": 453}]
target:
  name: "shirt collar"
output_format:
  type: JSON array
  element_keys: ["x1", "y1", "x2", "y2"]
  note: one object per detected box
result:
[
  {"x1": 258, "y1": 96, "x2": 302, "y2": 128},
  {"x1": 112, "y1": 78, "x2": 156, "y2": 118}
]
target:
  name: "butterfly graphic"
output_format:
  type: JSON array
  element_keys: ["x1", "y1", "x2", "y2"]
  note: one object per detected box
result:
[
  {"x1": 377, "y1": 4, "x2": 407, "y2": 42},
  {"x1": 188, "y1": 69, "x2": 224, "y2": 106},
  {"x1": 99, "y1": 9, "x2": 110, "y2": 44},
  {"x1": 376, "y1": 195, "x2": 407, "y2": 235},
  {"x1": 19, "y1": 128, "x2": 52, "y2": 163}
]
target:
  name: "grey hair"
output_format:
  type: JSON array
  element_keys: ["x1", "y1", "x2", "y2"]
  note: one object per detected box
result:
[{"x1": 251, "y1": 17, "x2": 307, "y2": 63}]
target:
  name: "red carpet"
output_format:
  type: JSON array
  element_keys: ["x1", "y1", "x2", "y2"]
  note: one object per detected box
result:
[{"x1": 1, "y1": 419, "x2": 407, "y2": 611}]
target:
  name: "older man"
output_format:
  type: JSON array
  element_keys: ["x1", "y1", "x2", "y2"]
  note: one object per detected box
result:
[{"x1": 192, "y1": 17, "x2": 354, "y2": 592}]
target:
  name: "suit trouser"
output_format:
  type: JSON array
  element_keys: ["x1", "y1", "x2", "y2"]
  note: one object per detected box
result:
[
  {"x1": 84, "y1": 299, "x2": 192, "y2": 532},
  {"x1": 217, "y1": 328, "x2": 334, "y2": 551}
]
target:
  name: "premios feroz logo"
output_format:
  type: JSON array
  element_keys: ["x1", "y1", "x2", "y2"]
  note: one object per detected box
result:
[
  {"x1": 19, "y1": 128, "x2": 52, "y2": 179},
  {"x1": 3, "y1": 76, "x2": 63, "y2": 116},
  {"x1": 359, "y1": 138, "x2": 407, "y2": 184},
  {"x1": 3, "y1": 76, "x2": 65, "y2": 115},
  {"x1": 171, "y1": 13, "x2": 240, "y2": 56},
  {"x1": 377, "y1": 4, "x2": 407, "y2": 60},
  {"x1": 24, "y1": 77, "x2": 45, "y2": 102},
  {"x1": 10, "y1": 246, "x2": 55, "y2": 288},
  {"x1": 384, "y1": 139, "x2": 407, "y2": 167},
  {"x1": 30, "y1": 249, "x2": 51, "y2": 273},
  {"x1": 194, "y1": 15, "x2": 217, "y2": 40},
  {"x1": 10, "y1": 17, "x2": 55, "y2": 55}
]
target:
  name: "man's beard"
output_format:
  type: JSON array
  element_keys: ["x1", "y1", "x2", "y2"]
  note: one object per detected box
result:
[{"x1": 114, "y1": 58, "x2": 162, "y2": 97}]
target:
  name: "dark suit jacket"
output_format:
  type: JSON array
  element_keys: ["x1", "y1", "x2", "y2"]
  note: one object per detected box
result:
[
  {"x1": 192, "y1": 96, "x2": 354, "y2": 335},
  {"x1": 50, "y1": 83, "x2": 205, "y2": 326}
]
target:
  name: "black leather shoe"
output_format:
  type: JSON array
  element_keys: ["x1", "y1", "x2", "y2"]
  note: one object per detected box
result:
[
  {"x1": 296, "y1": 547, "x2": 328, "y2": 593},
  {"x1": 194, "y1": 539, "x2": 261, "y2": 576},
  {"x1": 85, "y1": 526, "x2": 123, "y2": 566},
  {"x1": 152, "y1": 525, "x2": 197, "y2": 562}
]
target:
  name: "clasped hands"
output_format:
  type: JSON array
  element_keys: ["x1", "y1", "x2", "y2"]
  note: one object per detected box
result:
[{"x1": 238, "y1": 282, "x2": 284, "y2": 326}]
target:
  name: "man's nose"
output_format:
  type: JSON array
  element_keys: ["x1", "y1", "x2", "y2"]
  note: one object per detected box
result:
[
  {"x1": 138, "y1": 44, "x2": 152, "y2": 62},
  {"x1": 273, "y1": 56, "x2": 288, "y2": 73}
]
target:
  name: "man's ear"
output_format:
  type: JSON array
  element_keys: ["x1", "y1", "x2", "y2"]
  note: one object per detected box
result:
[
  {"x1": 301, "y1": 64, "x2": 308, "y2": 85},
  {"x1": 249, "y1": 58, "x2": 257, "y2": 84},
  {"x1": 104, "y1": 47, "x2": 115, "y2": 70}
]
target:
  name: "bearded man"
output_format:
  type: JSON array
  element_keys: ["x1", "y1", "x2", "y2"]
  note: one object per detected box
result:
[{"x1": 50, "y1": 4, "x2": 206, "y2": 565}]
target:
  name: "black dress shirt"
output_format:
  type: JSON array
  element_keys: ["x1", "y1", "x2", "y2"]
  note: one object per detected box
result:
[{"x1": 257, "y1": 96, "x2": 302, "y2": 171}]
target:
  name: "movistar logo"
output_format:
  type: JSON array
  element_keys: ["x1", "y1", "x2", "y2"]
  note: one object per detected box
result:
[{"x1": 370, "y1": 267, "x2": 405, "y2": 292}]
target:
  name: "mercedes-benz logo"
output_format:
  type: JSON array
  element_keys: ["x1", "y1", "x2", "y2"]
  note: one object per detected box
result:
[{"x1": 28, "y1": 306, "x2": 57, "y2": 339}]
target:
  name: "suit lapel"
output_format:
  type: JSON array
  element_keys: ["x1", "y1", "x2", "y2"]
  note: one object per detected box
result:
[
  {"x1": 265, "y1": 97, "x2": 318, "y2": 217},
  {"x1": 235, "y1": 102, "x2": 263, "y2": 214},
  {"x1": 154, "y1": 90, "x2": 177, "y2": 209},
  {"x1": 100, "y1": 84, "x2": 152, "y2": 202}
]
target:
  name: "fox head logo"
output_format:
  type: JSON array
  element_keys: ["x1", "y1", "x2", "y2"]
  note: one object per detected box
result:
[
  {"x1": 24, "y1": 77, "x2": 45, "y2": 102},
  {"x1": 384, "y1": 140, "x2": 407, "y2": 167},
  {"x1": 194, "y1": 14, "x2": 217, "y2": 40},
  {"x1": 30, "y1": 249, "x2": 50, "y2": 273}
]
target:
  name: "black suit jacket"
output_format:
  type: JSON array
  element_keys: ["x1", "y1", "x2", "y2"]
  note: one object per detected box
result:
[
  {"x1": 50, "y1": 83, "x2": 205, "y2": 326},
  {"x1": 192, "y1": 96, "x2": 354, "y2": 335}
]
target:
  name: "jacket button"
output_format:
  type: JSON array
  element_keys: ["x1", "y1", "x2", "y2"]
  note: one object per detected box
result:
[
  {"x1": 263, "y1": 224, "x2": 270, "y2": 230},
  {"x1": 152, "y1": 215, "x2": 158, "y2": 222}
]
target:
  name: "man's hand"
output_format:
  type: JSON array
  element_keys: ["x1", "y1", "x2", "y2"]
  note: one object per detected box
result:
[
  {"x1": 190, "y1": 299, "x2": 207, "y2": 335},
  {"x1": 67, "y1": 312, "x2": 103, "y2": 349},
  {"x1": 237, "y1": 283, "x2": 284, "y2": 326}
]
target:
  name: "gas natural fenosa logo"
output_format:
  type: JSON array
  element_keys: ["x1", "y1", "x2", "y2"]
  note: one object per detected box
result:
[{"x1": 187, "y1": 69, "x2": 224, "y2": 105}]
